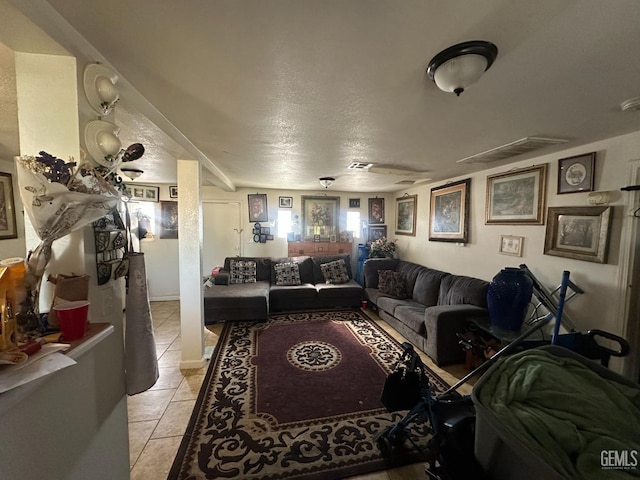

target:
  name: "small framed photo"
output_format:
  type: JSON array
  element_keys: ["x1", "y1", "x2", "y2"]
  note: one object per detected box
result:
[
  {"x1": 313, "y1": 234, "x2": 321, "y2": 242},
  {"x1": 349, "y1": 198, "x2": 361, "y2": 208},
  {"x1": 499, "y1": 235, "x2": 524, "y2": 257},
  {"x1": 260, "y1": 226, "x2": 270, "y2": 235},
  {"x1": 169, "y1": 185, "x2": 178, "y2": 198},
  {"x1": 329, "y1": 234, "x2": 337, "y2": 243},
  {"x1": 557, "y1": 152, "x2": 595, "y2": 194},
  {"x1": 279, "y1": 196, "x2": 292, "y2": 208},
  {"x1": 259, "y1": 234, "x2": 267, "y2": 243},
  {"x1": 128, "y1": 184, "x2": 160, "y2": 203},
  {"x1": 368, "y1": 225, "x2": 387, "y2": 242},
  {"x1": 0, "y1": 172, "x2": 17, "y2": 239},
  {"x1": 266, "y1": 234, "x2": 274, "y2": 241},
  {"x1": 248, "y1": 193, "x2": 268, "y2": 222},
  {"x1": 368, "y1": 198, "x2": 384, "y2": 224},
  {"x1": 544, "y1": 206, "x2": 612, "y2": 263}
]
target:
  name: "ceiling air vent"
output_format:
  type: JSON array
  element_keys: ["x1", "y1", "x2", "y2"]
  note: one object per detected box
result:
[
  {"x1": 395, "y1": 180, "x2": 418, "y2": 185},
  {"x1": 347, "y1": 161, "x2": 374, "y2": 170},
  {"x1": 456, "y1": 137, "x2": 569, "y2": 164}
]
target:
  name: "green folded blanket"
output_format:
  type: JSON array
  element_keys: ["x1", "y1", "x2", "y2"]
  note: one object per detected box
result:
[{"x1": 477, "y1": 349, "x2": 640, "y2": 479}]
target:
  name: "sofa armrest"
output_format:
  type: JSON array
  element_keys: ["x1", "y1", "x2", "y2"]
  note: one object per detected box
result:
[
  {"x1": 424, "y1": 304, "x2": 489, "y2": 366},
  {"x1": 214, "y1": 271, "x2": 230, "y2": 285}
]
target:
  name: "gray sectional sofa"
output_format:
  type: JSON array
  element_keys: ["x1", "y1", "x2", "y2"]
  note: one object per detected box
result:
[
  {"x1": 363, "y1": 258, "x2": 490, "y2": 366},
  {"x1": 203, "y1": 254, "x2": 363, "y2": 323}
]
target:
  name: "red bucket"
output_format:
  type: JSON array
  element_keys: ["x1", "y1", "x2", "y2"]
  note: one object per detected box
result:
[{"x1": 54, "y1": 300, "x2": 90, "y2": 341}]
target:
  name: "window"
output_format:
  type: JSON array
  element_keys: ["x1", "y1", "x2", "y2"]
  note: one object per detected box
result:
[
  {"x1": 346, "y1": 211, "x2": 360, "y2": 238},
  {"x1": 277, "y1": 209, "x2": 292, "y2": 238}
]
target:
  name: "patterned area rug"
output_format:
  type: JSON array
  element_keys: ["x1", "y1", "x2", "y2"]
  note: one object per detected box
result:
[{"x1": 168, "y1": 309, "x2": 450, "y2": 479}]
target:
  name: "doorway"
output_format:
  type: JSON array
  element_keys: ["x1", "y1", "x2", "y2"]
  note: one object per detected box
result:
[{"x1": 202, "y1": 201, "x2": 242, "y2": 274}]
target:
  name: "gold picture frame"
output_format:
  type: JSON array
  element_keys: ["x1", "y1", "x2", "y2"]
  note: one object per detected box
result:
[
  {"x1": 486, "y1": 164, "x2": 547, "y2": 225},
  {"x1": 302, "y1": 196, "x2": 340, "y2": 241},
  {"x1": 544, "y1": 206, "x2": 612, "y2": 263}
]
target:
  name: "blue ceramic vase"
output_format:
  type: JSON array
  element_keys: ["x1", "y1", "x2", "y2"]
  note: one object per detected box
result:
[{"x1": 487, "y1": 267, "x2": 533, "y2": 331}]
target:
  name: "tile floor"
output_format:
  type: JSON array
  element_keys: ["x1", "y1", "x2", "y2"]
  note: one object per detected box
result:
[{"x1": 127, "y1": 301, "x2": 473, "y2": 479}]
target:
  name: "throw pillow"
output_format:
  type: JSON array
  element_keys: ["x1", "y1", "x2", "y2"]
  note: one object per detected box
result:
[
  {"x1": 320, "y1": 259, "x2": 350, "y2": 284},
  {"x1": 274, "y1": 262, "x2": 301, "y2": 286},
  {"x1": 378, "y1": 270, "x2": 407, "y2": 299},
  {"x1": 230, "y1": 260, "x2": 257, "y2": 284}
]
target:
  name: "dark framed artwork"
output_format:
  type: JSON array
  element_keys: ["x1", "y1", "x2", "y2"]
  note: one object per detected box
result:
[
  {"x1": 169, "y1": 185, "x2": 178, "y2": 198},
  {"x1": 485, "y1": 164, "x2": 547, "y2": 225},
  {"x1": 368, "y1": 198, "x2": 384, "y2": 224},
  {"x1": 395, "y1": 195, "x2": 417, "y2": 236},
  {"x1": 0, "y1": 172, "x2": 17, "y2": 240},
  {"x1": 429, "y1": 178, "x2": 470, "y2": 242},
  {"x1": 160, "y1": 201, "x2": 179, "y2": 239},
  {"x1": 349, "y1": 198, "x2": 361, "y2": 208},
  {"x1": 248, "y1": 194, "x2": 268, "y2": 222},
  {"x1": 557, "y1": 152, "x2": 595, "y2": 194},
  {"x1": 544, "y1": 206, "x2": 612, "y2": 263},
  {"x1": 368, "y1": 225, "x2": 387, "y2": 242},
  {"x1": 302, "y1": 196, "x2": 340, "y2": 240},
  {"x1": 128, "y1": 184, "x2": 159, "y2": 203},
  {"x1": 279, "y1": 196, "x2": 292, "y2": 208}
]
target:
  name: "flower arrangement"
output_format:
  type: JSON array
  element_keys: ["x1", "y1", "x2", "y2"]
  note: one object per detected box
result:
[{"x1": 368, "y1": 237, "x2": 397, "y2": 258}]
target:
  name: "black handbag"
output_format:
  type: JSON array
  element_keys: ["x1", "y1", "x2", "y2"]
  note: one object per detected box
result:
[{"x1": 380, "y1": 342, "x2": 426, "y2": 412}]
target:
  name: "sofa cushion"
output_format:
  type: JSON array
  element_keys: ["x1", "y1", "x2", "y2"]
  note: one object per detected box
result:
[
  {"x1": 412, "y1": 268, "x2": 449, "y2": 307},
  {"x1": 377, "y1": 295, "x2": 414, "y2": 317},
  {"x1": 312, "y1": 255, "x2": 352, "y2": 283},
  {"x1": 438, "y1": 274, "x2": 489, "y2": 308},
  {"x1": 274, "y1": 262, "x2": 301, "y2": 286},
  {"x1": 315, "y1": 279, "x2": 362, "y2": 299},
  {"x1": 320, "y1": 259, "x2": 350, "y2": 284},
  {"x1": 378, "y1": 270, "x2": 407, "y2": 299},
  {"x1": 271, "y1": 256, "x2": 314, "y2": 284},
  {"x1": 224, "y1": 256, "x2": 272, "y2": 282},
  {"x1": 229, "y1": 260, "x2": 256, "y2": 284},
  {"x1": 394, "y1": 303, "x2": 428, "y2": 336}
]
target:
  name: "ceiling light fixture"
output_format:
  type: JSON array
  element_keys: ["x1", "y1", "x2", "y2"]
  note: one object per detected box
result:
[
  {"x1": 120, "y1": 167, "x2": 144, "y2": 181},
  {"x1": 426, "y1": 40, "x2": 498, "y2": 96},
  {"x1": 319, "y1": 177, "x2": 335, "y2": 189}
]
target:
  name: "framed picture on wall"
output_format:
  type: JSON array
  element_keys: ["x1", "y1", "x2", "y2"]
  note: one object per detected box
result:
[
  {"x1": 0, "y1": 172, "x2": 17, "y2": 239},
  {"x1": 544, "y1": 206, "x2": 612, "y2": 263},
  {"x1": 160, "y1": 201, "x2": 179, "y2": 239},
  {"x1": 395, "y1": 194, "x2": 417, "y2": 236},
  {"x1": 485, "y1": 164, "x2": 547, "y2": 225},
  {"x1": 302, "y1": 195, "x2": 340, "y2": 240},
  {"x1": 429, "y1": 178, "x2": 470, "y2": 242},
  {"x1": 349, "y1": 198, "x2": 360, "y2": 208},
  {"x1": 248, "y1": 193, "x2": 268, "y2": 222},
  {"x1": 279, "y1": 196, "x2": 293, "y2": 208},
  {"x1": 557, "y1": 152, "x2": 595, "y2": 194},
  {"x1": 368, "y1": 198, "x2": 384, "y2": 224},
  {"x1": 169, "y1": 185, "x2": 178, "y2": 198},
  {"x1": 368, "y1": 225, "x2": 387, "y2": 242},
  {"x1": 128, "y1": 184, "x2": 160, "y2": 202},
  {"x1": 499, "y1": 235, "x2": 524, "y2": 257}
]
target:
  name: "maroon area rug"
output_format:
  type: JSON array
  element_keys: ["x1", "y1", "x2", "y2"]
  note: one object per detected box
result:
[{"x1": 168, "y1": 309, "x2": 450, "y2": 479}]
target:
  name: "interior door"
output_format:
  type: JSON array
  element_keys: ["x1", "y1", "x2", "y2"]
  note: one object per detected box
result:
[{"x1": 202, "y1": 201, "x2": 242, "y2": 274}]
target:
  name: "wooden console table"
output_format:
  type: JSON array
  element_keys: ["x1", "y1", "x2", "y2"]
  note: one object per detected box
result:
[{"x1": 288, "y1": 241, "x2": 354, "y2": 257}]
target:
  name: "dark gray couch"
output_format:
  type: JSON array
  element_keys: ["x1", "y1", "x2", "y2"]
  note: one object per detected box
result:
[
  {"x1": 204, "y1": 254, "x2": 362, "y2": 323},
  {"x1": 363, "y1": 258, "x2": 489, "y2": 366}
]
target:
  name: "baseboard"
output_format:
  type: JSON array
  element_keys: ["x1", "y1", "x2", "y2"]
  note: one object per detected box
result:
[
  {"x1": 149, "y1": 295, "x2": 180, "y2": 302},
  {"x1": 180, "y1": 357, "x2": 206, "y2": 369}
]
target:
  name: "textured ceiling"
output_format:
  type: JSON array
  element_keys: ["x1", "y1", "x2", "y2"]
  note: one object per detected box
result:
[{"x1": 4, "y1": 0, "x2": 640, "y2": 192}]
